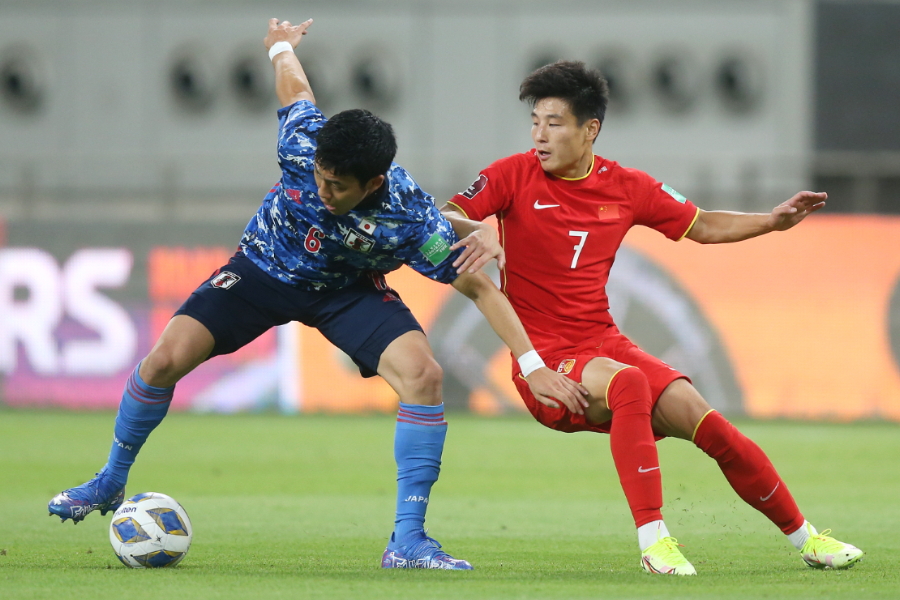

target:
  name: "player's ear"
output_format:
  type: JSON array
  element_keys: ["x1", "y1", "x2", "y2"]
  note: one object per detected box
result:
[
  {"x1": 586, "y1": 119, "x2": 601, "y2": 143},
  {"x1": 362, "y1": 174, "x2": 385, "y2": 195}
]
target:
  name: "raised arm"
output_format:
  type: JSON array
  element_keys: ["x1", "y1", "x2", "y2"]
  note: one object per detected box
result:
[
  {"x1": 451, "y1": 270, "x2": 588, "y2": 413},
  {"x1": 440, "y1": 203, "x2": 506, "y2": 274},
  {"x1": 686, "y1": 191, "x2": 827, "y2": 244},
  {"x1": 264, "y1": 18, "x2": 315, "y2": 107}
]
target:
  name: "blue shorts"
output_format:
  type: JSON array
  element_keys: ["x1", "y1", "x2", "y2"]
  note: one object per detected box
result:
[{"x1": 175, "y1": 252, "x2": 423, "y2": 377}]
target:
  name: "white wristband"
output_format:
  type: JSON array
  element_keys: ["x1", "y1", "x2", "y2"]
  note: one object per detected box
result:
[
  {"x1": 517, "y1": 350, "x2": 544, "y2": 378},
  {"x1": 268, "y1": 41, "x2": 294, "y2": 61}
]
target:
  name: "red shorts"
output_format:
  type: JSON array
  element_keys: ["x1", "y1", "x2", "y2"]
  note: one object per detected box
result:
[{"x1": 513, "y1": 329, "x2": 689, "y2": 435}]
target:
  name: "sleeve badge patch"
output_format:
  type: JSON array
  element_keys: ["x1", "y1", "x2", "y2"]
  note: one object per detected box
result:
[
  {"x1": 419, "y1": 232, "x2": 452, "y2": 266},
  {"x1": 460, "y1": 174, "x2": 488, "y2": 200},
  {"x1": 661, "y1": 184, "x2": 688, "y2": 204}
]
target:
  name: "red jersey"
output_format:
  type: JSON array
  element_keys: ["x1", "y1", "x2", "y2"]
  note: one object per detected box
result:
[{"x1": 449, "y1": 150, "x2": 699, "y2": 354}]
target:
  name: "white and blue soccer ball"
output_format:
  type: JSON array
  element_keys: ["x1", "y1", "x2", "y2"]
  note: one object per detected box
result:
[{"x1": 109, "y1": 492, "x2": 193, "y2": 568}]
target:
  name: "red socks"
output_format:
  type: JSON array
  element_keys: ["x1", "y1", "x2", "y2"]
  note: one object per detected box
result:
[
  {"x1": 606, "y1": 367, "x2": 663, "y2": 527},
  {"x1": 605, "y1": 374, "x2": 804, "y2": 535},
  {"x1": 693, "y1": 410, "x2": 804, "y2": 534}
]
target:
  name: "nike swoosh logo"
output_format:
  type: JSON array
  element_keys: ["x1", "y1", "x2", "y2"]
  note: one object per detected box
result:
[
  {"x1": 534, "y1": 200, "x2": 560, "y2": 209},
  {"x1": 760, "y1": 482, "x2": 779, "y2": 502},
  {"x1": 638, "y1": 466, "x2": 660, "y2": 473}
]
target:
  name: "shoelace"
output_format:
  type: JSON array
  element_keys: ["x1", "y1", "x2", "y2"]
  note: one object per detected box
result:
[
  {"x1": 88, "y1": 473, "x2": 114, "y2": 500},
  {"x1": 806, "y1": 529, "x2": 845, "y2": 553},
  {"x1": 648, "y1": 537, "x2": 690, "y2": 565},
  {"x1": 407, "y1": 535, "x2": 453, "y2": 561},
  {"x1": 73, "y1": 472, "x2": 123, "y2": 508}
]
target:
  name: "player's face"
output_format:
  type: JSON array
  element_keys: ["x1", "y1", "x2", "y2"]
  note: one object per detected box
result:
[
  {"x1": 531, "y1": 98, "x2": 599, "y2": 179},
  {"x1": 313, "y1": 163, "x2": 383, "y2": 215}
]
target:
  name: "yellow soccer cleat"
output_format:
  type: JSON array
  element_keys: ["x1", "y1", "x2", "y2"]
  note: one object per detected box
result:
[
  {"x1": 800, "y1": 527, "x2": 864, "y2": 569},
  {"x1": 640, "y1": 537, "x2": 697, "y2": 575}
]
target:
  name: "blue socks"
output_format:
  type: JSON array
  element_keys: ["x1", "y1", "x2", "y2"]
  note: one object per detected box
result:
[
  {"x1": 105, "y1": 372, "x2": 445, "y2": 545},
  {"x1": 393, "y1": 402, "x2": 447, "y2": 544},
  {"x1": 105, "y1": 364, "x2": 174, "y2": 488}
]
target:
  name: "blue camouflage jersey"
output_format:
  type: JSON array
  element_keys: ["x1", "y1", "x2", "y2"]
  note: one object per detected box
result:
[{"x1": 240, "y1": 100, "x2": 462, "y2": 291}]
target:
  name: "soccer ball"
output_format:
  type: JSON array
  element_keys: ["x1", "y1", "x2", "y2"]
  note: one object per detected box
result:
[{"x1": 109, "y1": 492, "x2": 193, "y2": 568}]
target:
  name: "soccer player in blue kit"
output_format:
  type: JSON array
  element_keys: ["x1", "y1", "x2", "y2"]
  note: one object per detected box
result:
[{"x1": 48, "y1": 18, "x2": 587, "y2": 570}]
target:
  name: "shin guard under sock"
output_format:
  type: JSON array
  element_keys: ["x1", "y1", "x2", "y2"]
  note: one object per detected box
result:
[
  {"x1": 106, "y1": 365, "x2": 174, "y2": 488},
  {"x1": 692, "y1": 410, "x2": 804, "y2": 534},
  {"x1": 393, "y1": 402, "x2": 447, "y2": 543},
  {"x1": 606, "y1": 367, "x2": 663, "y2": 528}
]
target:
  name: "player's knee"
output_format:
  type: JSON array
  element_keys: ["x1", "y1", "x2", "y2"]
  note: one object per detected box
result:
[
  {"x1": 139, "y1": 350, "x2": 183, "y2": 388},
  {"x1": 399, "y1": 357, "x2": 443, "y2": 405},
  {"x1": 653, "y1": 379, "x2": 716, "y2": 440},
  {"x1": 585, "y1": 394, "x2": 608, "y2": 411}
]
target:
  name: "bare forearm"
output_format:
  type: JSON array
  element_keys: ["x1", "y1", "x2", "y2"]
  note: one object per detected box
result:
[
  {"x1": 687, "y1": 191, "x2": 826, "y2": 243},
  {"x1": 687, "y1": 210, "x2": 773, "y2": 244},
  {"x1": 441, "y1": 204, "x2": 480, "y2": 239},
  {"x1": 474, "y1": 288, "x2": 533, "y2": 358},
  {"x1": 451, "y1": 272, "x2": 532, "y2": 358},
  {"x1": 442, "y1": 203, "x2": 505, "y2": 273},
  {"x1": 273, "y1": 52, "x2": 315, "y2": 106},
  {"x1": 265, "y1": 18, "x2": 315, "y2": 107}
]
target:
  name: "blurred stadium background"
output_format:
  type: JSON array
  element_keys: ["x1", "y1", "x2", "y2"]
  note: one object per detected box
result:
[{"x1": 1, "y1": 0, "x2": 899, "y2": 420}]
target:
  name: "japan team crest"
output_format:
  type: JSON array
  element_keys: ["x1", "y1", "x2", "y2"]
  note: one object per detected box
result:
[
  {"x1": 210, "y1": 271, "x2": 241, "y2": 289},
  {"x1": 343, "y1": 230, "x2": 375, "y2": 253}
]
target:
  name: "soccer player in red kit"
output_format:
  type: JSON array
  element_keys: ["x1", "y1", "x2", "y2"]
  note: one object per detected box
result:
[{"x1": 442, "y1": 60, "x2": 863, "y2": 575}]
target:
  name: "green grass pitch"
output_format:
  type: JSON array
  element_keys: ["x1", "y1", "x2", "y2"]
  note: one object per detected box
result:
[{"x1": 1, "y1": 409, "x2": 898, "y2": 599}]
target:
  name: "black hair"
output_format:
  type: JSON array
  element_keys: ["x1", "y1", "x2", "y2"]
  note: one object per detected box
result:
[
  {"x1": 315, "y1": 109, "x2": 397, "y2": 185},
  {"x1": 519, "y1": 60, "x2": 609, "y2": 125}
]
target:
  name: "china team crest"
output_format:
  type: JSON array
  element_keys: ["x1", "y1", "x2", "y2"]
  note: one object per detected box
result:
[{"x1": 557, "y1": 359, "x2": 576, "y2": 374}]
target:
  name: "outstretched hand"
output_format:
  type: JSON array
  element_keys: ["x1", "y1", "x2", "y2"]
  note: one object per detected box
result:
[
  {"x1": 525, "y1": 367, "x2": 589, "y2": 415},
  {"x1": 767, "y1": 191, "x2": 826, "y2": 231},
  {"x1": 264, "y1": 17, "x2": 313, "y2": 51},
  {"x1": 450, "y1": 223, "x2": 506, "y2": 274}
]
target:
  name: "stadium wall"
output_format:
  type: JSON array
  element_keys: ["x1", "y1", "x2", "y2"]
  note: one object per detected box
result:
[{"x1": 0, "y1": 0, "x2": 813, "y2": 211}]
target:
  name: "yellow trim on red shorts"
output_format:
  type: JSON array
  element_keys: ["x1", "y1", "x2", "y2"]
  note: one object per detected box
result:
[{"x1": 691, "y1": 409, "x2": 717, "y2": 442}]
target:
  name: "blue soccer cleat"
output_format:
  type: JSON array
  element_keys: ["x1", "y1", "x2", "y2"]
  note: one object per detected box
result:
[
  {"x1": 48, "y1": 466, "x2": 125, "y2": 524},
  {"x1": 381, "y1": 532, "x2": 473, "y2": 570}
]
